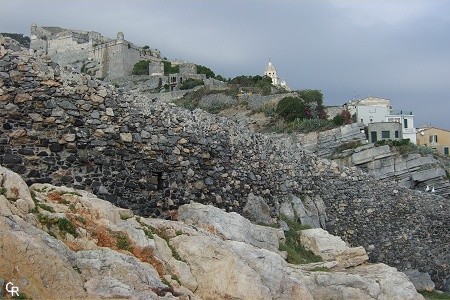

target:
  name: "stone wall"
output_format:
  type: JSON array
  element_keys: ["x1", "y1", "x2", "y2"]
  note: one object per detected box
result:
[
  {"x1": 1, "y1": 35, "x2": 449, "y2": 289},
  {"x1": 30, "y1": 24, "x2": 154, "y2": 79},
  {"x1": 294, "y1": 122, "x2": 366, "y2": 157}
]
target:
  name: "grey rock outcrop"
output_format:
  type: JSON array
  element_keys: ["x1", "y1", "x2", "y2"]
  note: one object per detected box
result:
[
  {"x1": 0, "y1": 164, "x2": 426, "y2": 299},
  {"x1": 178, "y1": 202, "x2": 283, "y2": 252},
  {"x1": 404, "y1": 269, "x2": 436, "y2": 292}
]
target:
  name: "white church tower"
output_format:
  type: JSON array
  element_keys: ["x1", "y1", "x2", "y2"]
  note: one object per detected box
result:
[{"x1": 264, "y1": 60, "x2": 278, "y2": 85}]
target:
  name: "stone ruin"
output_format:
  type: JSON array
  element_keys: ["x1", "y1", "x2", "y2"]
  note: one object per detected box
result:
[{"x1": 30, "y1": 23, "x2": 161, "y2": 79}]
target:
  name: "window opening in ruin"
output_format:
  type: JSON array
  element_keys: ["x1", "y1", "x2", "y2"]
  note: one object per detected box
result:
[
  {"x1": 157, "y1": 172, "x2": 163, "y2": 190},
  {"x1": 382, "y1": 131, "x2": 390, "y2": 139}
]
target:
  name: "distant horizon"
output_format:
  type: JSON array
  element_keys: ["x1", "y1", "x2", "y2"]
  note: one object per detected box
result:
[{"x1": 1, "y1": 0, "x2": 449, "y2": 129}]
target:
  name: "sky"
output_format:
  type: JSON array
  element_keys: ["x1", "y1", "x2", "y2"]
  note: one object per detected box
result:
[{"x1": 1, "y1": 0, "x2": 449, "y2": 129}]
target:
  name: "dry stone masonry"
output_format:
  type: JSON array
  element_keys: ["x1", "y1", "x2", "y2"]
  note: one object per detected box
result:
[{"x1": 1, "y1": 35, "x2": 449, "y2": 290}]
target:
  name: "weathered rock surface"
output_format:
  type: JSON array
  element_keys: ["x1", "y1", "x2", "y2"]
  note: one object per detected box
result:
[
  {"x1": 0, "y1": 164, "x2": 426, "y2": 299},
  {"x1": 404, "y1": 269, "x2": 436, "y2": 292},
  {"x1": 178, "y1": 202, "x2": 283, "y2": 252},
  {"x1": 300, "y1": 228, "x2": 369, "y2": 268}
]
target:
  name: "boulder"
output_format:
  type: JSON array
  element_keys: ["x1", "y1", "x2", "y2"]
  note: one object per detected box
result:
[
  {"x1": 178, "y1": 202, "x2": 284, "y2": 252},
  {"x1": 170, "y1": 234, "x2": 313, "y2": 300},
  {"x1": 0, "y1": 215, "x2": 87, "y2": 299},
  {"x1": 403, "y1": 269, "x2": 435, "y2": 292},
  {"x1": 0, "y1": 165, "x2": 35, "y2": 214},
  {"x1": 296, "y1": 263, "x2": 424, "y2": 300},
  {"x1": 74, "y1": 248, "x2": 169, "y2": 299},
  {"x1": 300, "y1": 228, "x2": 369, "y2": 268},
  {"x1": 242, "y1": 193, "x2": 273, "y2": 225}
]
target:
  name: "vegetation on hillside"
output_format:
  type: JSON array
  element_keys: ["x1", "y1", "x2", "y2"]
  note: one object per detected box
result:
[
  {"x1": 196, "y1": 64, "x2": 215, "y2": 78},
  {"x1": 132, "y1": 60, "x2": 150, "y2": 75},
  {"x1": 162, "y1": 61, "x2": 179, "y2": 75},
  {"x1": 132, "y1": 60, "x2": 180, "y2": 75},
  {"x1": 1, "y1": 33, "x2": 30, "y2": 48},
  {"x1": 375, "y1": 139, "x2": 435, "y2": 156},
  {"x1": 273, "y1": 91, "x2": 345, "y2": 133},
  {"x1": 179, "y1": 78, "x2": 204, "y2": 90},
  {"x1": 228, "y1": 75, "x2": 273, "y2": 95},
  {"x1": 278, "y1": 215, "x2": 322, "y2": 264}
]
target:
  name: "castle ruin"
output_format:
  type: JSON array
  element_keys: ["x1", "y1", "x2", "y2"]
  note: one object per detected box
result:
[{"x1": 30, "y1": 24, "x2": 161, "y2": 78}]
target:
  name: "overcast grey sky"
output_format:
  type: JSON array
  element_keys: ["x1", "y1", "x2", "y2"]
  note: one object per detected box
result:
[{"x1": 1, "y1": 0, "x2": 449, "y2": 129}]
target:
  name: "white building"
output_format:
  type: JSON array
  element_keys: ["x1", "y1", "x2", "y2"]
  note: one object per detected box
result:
[
  {"x1": 356, "y1": 105, "x2": 391, "y2": 124},
  {"x1": 264, "y1": 61, "x2": 278, "y2": 85},
  {"x1": 263, "y1": 60, "x2": 291, "y2": 90},
  {"x1": 344, "y1": 96, "x2": 417, "y2": 144},
  {"x1": 385, "y1": 113, "x2": 417, "y2": 144}
]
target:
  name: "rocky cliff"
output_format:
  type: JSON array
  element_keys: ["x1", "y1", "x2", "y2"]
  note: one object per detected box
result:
[
  {"x1": 0, "y1": 164, "x2": 425, "y2": 299},
  {"x1": 1, "y1": 35, "x2": 449, "y2": 290}
]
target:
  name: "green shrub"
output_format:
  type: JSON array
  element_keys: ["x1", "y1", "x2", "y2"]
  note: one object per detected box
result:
[
  {"x1": 132, "y1": 60, "x2": 150, "y2": 75},
  {"x1": 115, "y1": 232, "x2": 132, "y2": 251},
  {"x1": 196, "y1": 64, "x2": 215, "y2": 78},
  {"x1": 279, "y1": 215, "x2": 322, "y2": 264},
  {"x1": 333, "y1": 114, "x2": 345, "y2": 126},
  {"x1": 288, "y1": 118, "x2": 335, "y2": 133},
  {"x1": 179, "y1": 78, "x2": 204, "y2": 90},
  {"x1": 276, "y1": 96, "x2": 306, "y2": 122},
  {"x1": 58, "y1": 218, "x2": 78, "y2": 237},
  {"x1": 167, "y1": 241, "x2": 184, "y2": 262},
  {"x1": 38, "y1": 203, "x2": 55, "y2": 213},
  {"x1": 163, "y1": 61, "x2": 179, "y2": 75}
]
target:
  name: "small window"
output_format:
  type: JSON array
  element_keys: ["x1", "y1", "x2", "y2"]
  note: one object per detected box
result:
[
  {"x1": 382, "y1": 131, "x2": 390, "y2": 139},
  {"x1": 430, "y1": 135, "x2": 438, "y2": 143},
  {"x1": 395, "y1": 131, "x2": 399, "y2": 139},
  {"x1": 404, "y1": 119, "x2": 408, "y2": 128},
  {"x1": 444, "y1": 147, "x2": 449, "y2": 156}
]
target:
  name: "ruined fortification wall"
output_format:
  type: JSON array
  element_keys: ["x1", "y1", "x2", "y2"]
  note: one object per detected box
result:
[
  {"x1": 46, "y1": 35, "x2": 90, "y2": 67},
  {"x1": 1, "y1": 36, "x2": 449, "y2": 289},
  {"x1": 30, "y1": 25, "x2": 143, "y2": 79}
]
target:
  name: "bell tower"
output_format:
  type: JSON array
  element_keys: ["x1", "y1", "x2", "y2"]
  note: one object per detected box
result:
[{"x1": 264, "y1": 59, "x2": 278, "y2": 85}]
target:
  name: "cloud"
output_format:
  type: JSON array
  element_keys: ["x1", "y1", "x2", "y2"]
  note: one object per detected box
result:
[{"x1": 1, "y1": 0, "x2": 449, "y2": 128}]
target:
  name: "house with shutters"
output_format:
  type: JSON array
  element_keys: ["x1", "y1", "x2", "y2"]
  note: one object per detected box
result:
[{"x1": 416, "y1": 126, "x2": 450, "y2": 156}]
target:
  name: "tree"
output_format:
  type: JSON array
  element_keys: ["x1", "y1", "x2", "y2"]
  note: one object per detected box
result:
[
  {"x1": 196, "y1": 65, "x2": 215, "y2": 78},
  {"x1": 298, "y1": 89, "x2": 323, "y2": 105},
  {"x1": 333, "y1": 114, "x2": 345, "y2": 126},
  {"x1": 276, "y1": 96, "x2": 306, "y2": 122},
  {"x1": 163, "y1": 61, "x2": 179, "y2": 75}
]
